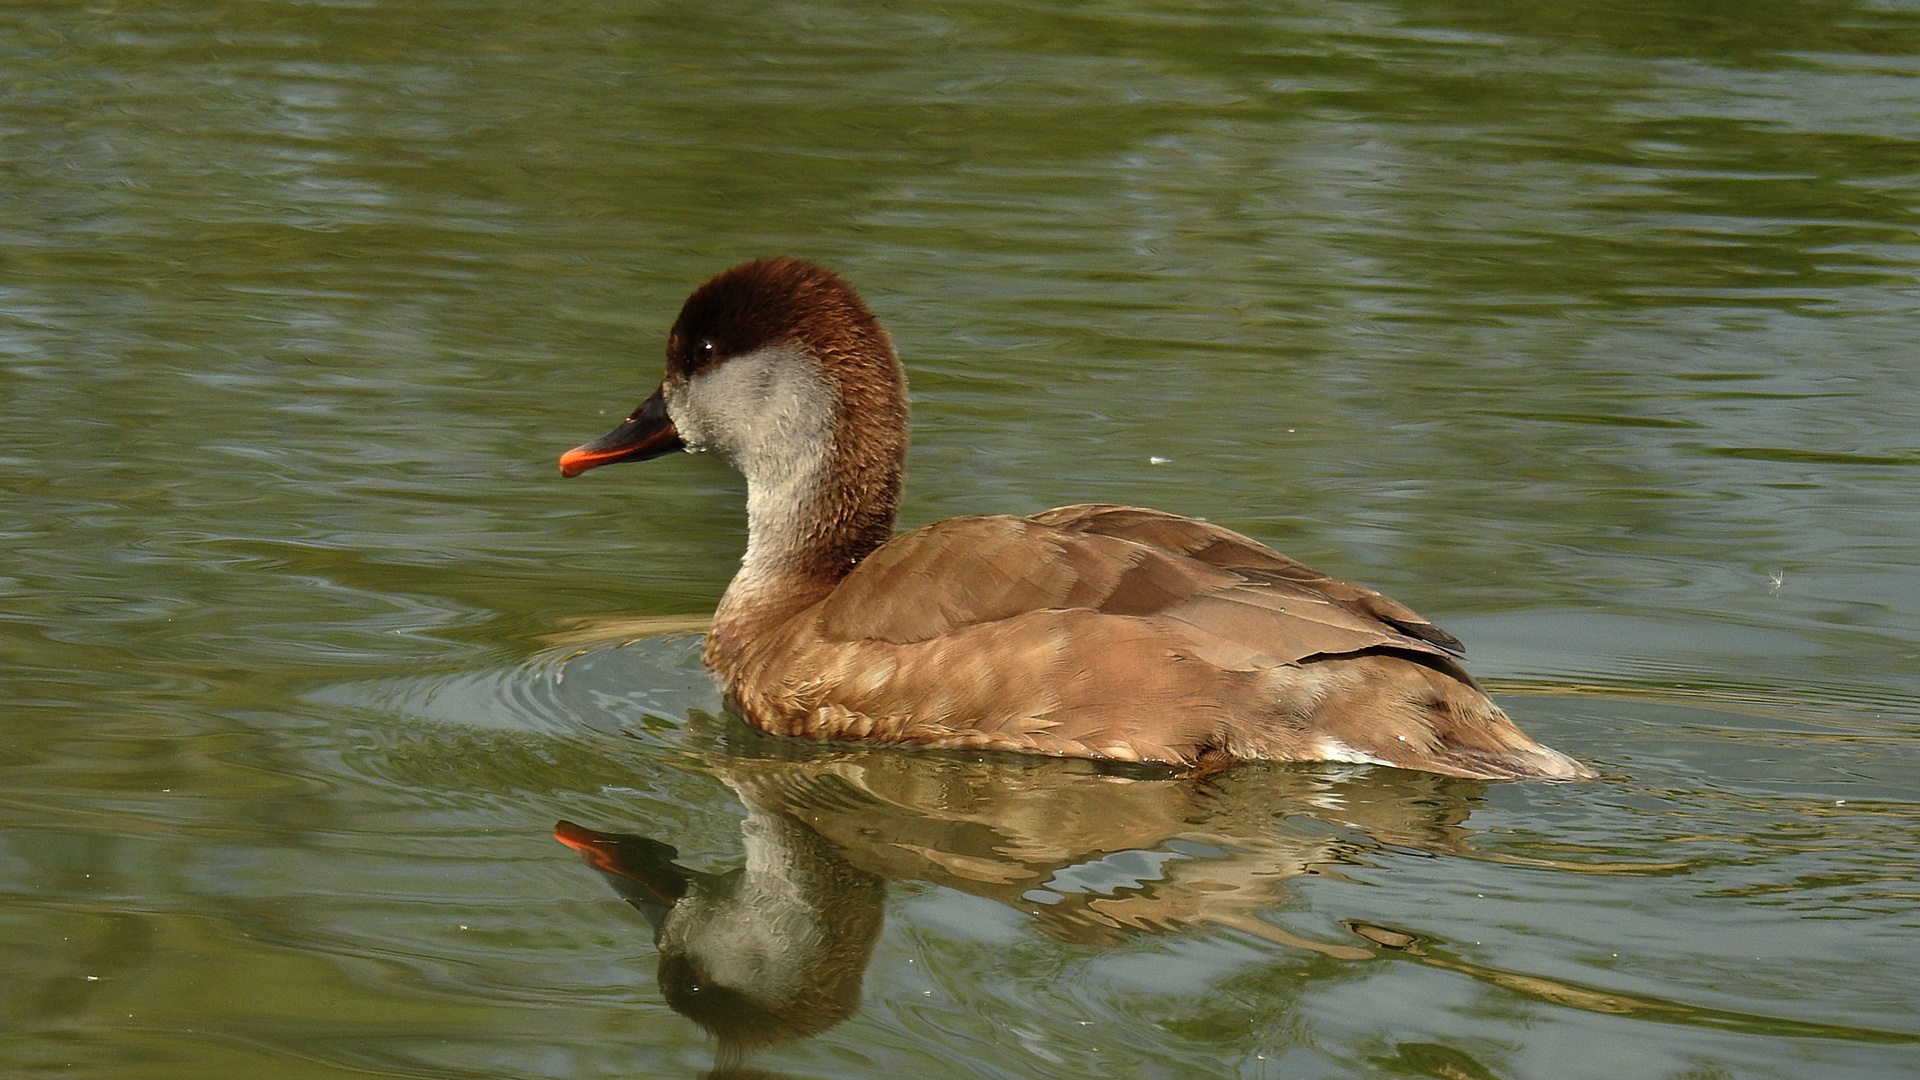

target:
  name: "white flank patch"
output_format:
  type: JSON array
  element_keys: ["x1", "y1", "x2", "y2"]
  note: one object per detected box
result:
[{"x1": 1312, "y1": 735, "x2": 1395, "y2": 767}]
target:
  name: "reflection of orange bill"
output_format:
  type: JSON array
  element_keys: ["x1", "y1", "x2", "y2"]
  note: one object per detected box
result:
[{"x1": 554, "y1": 819, "x2": 685, "y2": 905}]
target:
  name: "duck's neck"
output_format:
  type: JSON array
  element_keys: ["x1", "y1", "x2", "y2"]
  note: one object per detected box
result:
[{"x1": 706, "y1": 388, "x2": 906, "y2": 674}]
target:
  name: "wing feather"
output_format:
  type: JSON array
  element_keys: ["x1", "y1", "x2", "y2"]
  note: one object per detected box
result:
[{"x1": 817, "y1": 505, "x2": 1461, "y2": 670}]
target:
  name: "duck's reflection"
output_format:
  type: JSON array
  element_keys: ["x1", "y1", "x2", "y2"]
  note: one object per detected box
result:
[
  {"x1": 557, "y1": 804, "x2": 883, "y2": 1055},
  {"x1": 557, "y1": 728, "x2": 1499, "y2": 1062}
]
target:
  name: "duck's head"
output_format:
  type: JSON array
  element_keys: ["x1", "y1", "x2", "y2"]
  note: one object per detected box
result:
[{"x1": 559, "y1": 257, "x2": 908, "y2": 490}]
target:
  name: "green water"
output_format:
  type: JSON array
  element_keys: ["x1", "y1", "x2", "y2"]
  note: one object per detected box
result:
[{"x1": 6, "y1": 1, "x2": 1920, "y2": 1077}]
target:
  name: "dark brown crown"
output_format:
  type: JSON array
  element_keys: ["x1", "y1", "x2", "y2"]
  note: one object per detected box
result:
[{"x1": 665, "y1": 257, "x2": 887, "y2": 379}]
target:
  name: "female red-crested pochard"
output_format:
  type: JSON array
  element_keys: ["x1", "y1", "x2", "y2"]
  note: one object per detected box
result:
[{"x1": 560, "y1": 257, "x2": 1589, "y2": 780}]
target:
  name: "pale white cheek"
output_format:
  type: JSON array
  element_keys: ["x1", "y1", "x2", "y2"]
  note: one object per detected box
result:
[
  {"x1": 670, "y1": 345, "x2": 834, "y2": 474},
  {"x1": 667, "y1": 401, "x2": 716, "y2": 453},
  {"x1": 665, "y1": 387, "x2": 740, "y2": 457}
]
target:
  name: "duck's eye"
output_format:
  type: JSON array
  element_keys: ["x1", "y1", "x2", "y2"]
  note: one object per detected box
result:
[{"x1": 697, "y1": 339, "x2": 717, "y2": 359}]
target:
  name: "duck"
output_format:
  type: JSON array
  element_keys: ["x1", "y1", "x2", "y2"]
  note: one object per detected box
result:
[{"x1": 559, "y1": 257, "x2": 1589, "y2": 780}]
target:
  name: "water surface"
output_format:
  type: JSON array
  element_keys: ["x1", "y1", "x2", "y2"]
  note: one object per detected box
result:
[{"x1": 5, "y1": 1, "x2": 1920, "y2": 1077}]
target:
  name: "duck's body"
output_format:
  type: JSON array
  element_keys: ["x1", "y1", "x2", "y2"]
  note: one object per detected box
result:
[{"x1": 561, "y1": 257, "x2": 1588, "y2": 780}]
